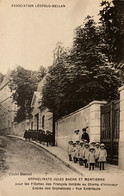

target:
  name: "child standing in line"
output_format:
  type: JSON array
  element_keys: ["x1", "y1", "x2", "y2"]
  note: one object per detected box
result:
[
  {"x1": 67, "y1": 141, "x2": 73, "y2": 161},
  {"x1": 90, "y1": 141, "x2": 96, "y2": 149},
  {"x1": 83, "y1": 143, "x2": 90, "y2": 168},
  {"x1": 75, "y1": 140, "x2": 80, "y2": 162},
  {"x1": 78, "y1": 141, "x2": 84, "y2": 166},
  {"x1": 98, "y1": 143, "x2": 107, "y2": 170},
  {"x1": 95, "y1": 143, "x2": 100, "y2": 167},
  {"x1": 88, "y1": 147, "x2": 96, "y2": 170},
  {"x1": 83, "y1": 140, "x2": 88, "y2": 144},
  {"x1": 72, "y1": 142, "x2": 77, "y2": 163}
]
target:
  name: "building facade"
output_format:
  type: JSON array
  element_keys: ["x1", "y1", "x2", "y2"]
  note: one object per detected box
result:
[
  {"x1": 29, "y1": 78, "x2": 53, "y2": 132},
  {"x1": 0, "y1": 71, "x2": 17, "y2": 134}
]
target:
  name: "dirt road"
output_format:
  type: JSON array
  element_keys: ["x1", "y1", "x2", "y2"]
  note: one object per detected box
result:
[{"x1": 0, "y1": 135, "x2": 74, "y2": 178}]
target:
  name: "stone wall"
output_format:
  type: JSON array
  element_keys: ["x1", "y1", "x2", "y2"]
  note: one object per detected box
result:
[
  {"x1": 10, "y1": 120, "x2": 26, "y2": 137},
  {"x1": 55, "y1": 101, "x2": 106, "y2": 150}
]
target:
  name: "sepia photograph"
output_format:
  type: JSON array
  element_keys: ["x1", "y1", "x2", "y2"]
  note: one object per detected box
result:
[{"x1": 0, "y1": 0, "x2": 124, "y2": 195}]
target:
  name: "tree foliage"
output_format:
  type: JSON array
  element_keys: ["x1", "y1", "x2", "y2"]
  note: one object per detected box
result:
[
  {"x1": 42, "y1": 43, "x2": 70, "y2": 119},
  {"x1": 10, "y1": 1, "x2": 123, "y2": 121},
  {"x1": 37, "y1": 65, "x2": 47, "y2": 81},
  {"x1": 9, "y1": 66, "x2": 45, "y2": 122},
  {"x1": 42, "y1": 12, "x2": 123, "y2": 120},
  {"x1": 99, "y1": 0, "x2": 124, "y2": 65},
  {"x1": 0, "y1": 72, "x2": 4, "y2": 85}
]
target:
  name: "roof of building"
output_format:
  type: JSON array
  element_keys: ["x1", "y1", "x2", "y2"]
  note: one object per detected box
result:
[
  {"x1": 37, "y1": 77, "x2": 46, "y2": 92},
  {"x1": 31, "y1": 91, "x2": 42, "y2": 108}
]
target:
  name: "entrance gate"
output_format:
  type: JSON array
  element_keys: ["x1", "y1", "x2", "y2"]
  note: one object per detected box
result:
[{"x1": 101, "y1": 100, "x2": 120, "y2": 165}]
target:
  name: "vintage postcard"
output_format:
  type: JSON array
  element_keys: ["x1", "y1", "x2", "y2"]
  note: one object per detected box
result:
[{"x1": 0, "y1": 0, "x2": 124, "y2": 196}]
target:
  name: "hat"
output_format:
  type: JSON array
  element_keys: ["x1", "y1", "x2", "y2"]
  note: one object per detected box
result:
[
  {"x1": 74, "y1": 129, "x2": 79, "y2": 132},
  {"x1": 68, "y1": 140, "x2": 73, "y2": 143},
  {"x1": 90, "y1": 147, "x2": 95, "y2": 151},
  {"x1": 76, "y1": 140, "x2": 80, "y2": 143},
  {"x1": 95, "y1": 143, "x2": 100, "y2": 146},
  {"x1": 90, "y1": 141, "x2": 95, "y2": 144},
  {"x1": 85, "y1": 143, "x2": 89, "y2": 147},
  {"x1": 100, "y1": 143, "x2": 105, "y2": 147},
  {"x1": 80, "y1": 141, "x2": 84, "y2": 144},
  {"x1": 82, "y1": 126, "x2": 88, "y2": 131}
]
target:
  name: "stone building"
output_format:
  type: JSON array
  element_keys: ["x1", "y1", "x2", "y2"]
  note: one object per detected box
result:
[
  {"x1": 30, "y1": 78, "x2": 53, "y2": 132},
  {"x1": 0, "y1": 71, "x2": 17, "y2": 134}
]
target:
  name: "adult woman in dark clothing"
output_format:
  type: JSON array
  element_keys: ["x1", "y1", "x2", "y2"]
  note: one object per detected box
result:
[{"x1": 81, "y1": 127, "x2": 90, "y2": 143}]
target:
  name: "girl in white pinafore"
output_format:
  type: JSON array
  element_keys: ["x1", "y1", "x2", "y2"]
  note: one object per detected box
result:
[
  {"x1": 98, "y1": 143, "x2": 107, "y2": 170},
  {"x1": 83, "y1": 143, "x2": 90, "y2": 168},
  {"x1": 67, "y1": 141, "x2": 73, "y2": 161},
  {"x1": 95, "y1": 143, "x2": 100, "y2": 167},
  {"x1": 78, "y1": 141, "x2": 85, "y2": 166},
  {"x1": 88, "y1": 147, "x2": 96, "y2": 170},
  {"x1": 75, "y1": 140, "x2": 80, "y2": 162},
  {"x1": 71, "y1": 142, "x2": 77, "y2": 163},
  {"x1": 72, "y1": 130, "x2": 80, "y2": 143}
]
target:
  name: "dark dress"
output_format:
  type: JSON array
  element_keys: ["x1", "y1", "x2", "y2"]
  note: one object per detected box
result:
[{"x1": 81, "y1": 133, "x2": 90, "y2": 143}]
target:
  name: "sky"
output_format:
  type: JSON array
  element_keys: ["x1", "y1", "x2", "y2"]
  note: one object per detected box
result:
[{"x1": 0, "y1": 0, "x2": 103, "y2": 74}]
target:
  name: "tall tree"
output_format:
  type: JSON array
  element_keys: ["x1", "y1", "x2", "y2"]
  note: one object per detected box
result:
[
  {"x1": 68, "y1": 15, "x2": 122, "y2": 106},
  {"x1": 42, "y1": 16, "x2": 122, "y2": 120},
  {"x1": 9, "y1": 66, "x2": 39, "y2": 122},
  {"x1": 42, "y1": 43, "x2": 70, "y2": 119},
  {"x1": 99, "y1": 0, "x2": 124, "y2": 65},
  {"x1": 37, "y1": 65, "x2": 47, "y2": 81}
]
